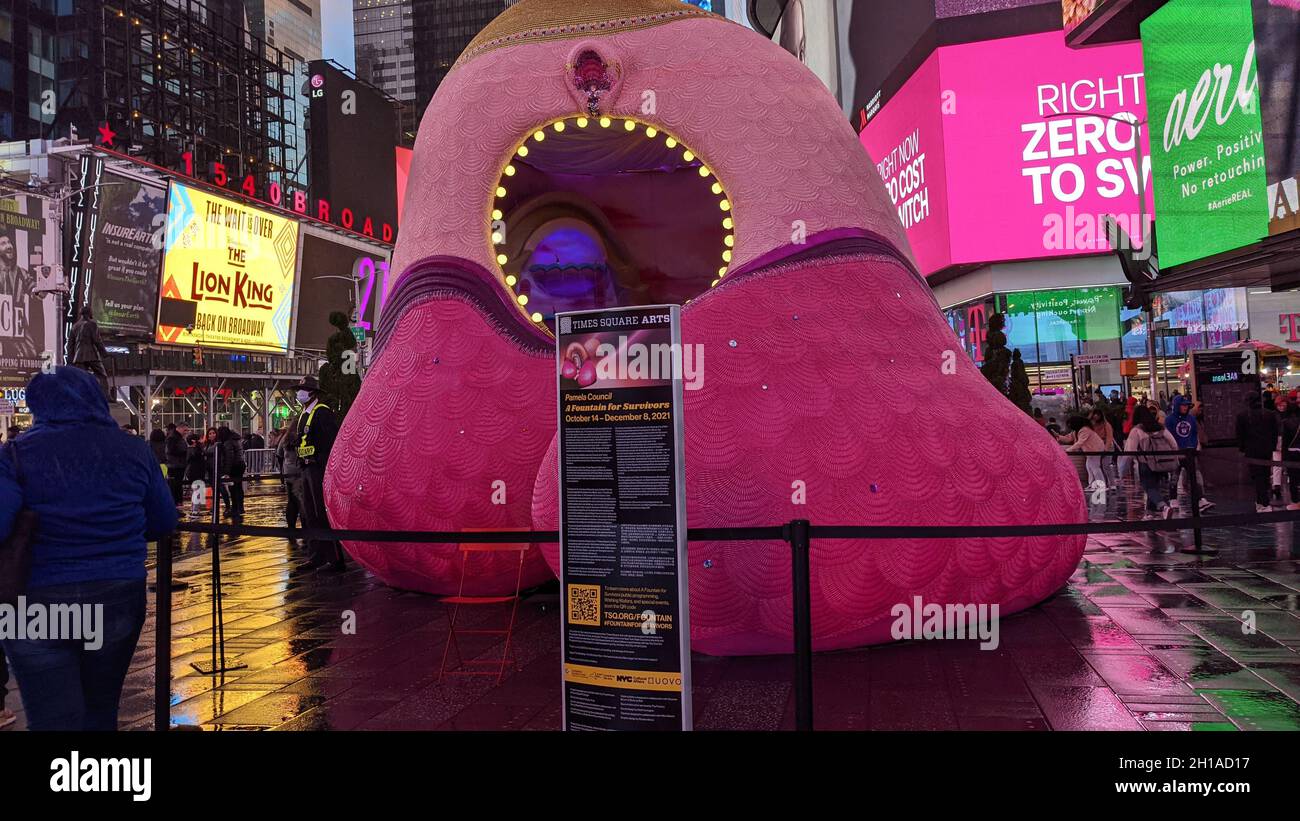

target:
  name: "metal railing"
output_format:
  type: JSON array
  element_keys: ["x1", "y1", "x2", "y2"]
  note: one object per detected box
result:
[{"x1": 153, "y1": 448, "x2": 1300, "y2": 733}]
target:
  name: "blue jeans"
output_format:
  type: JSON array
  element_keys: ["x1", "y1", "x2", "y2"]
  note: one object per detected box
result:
[
  {"x1": 1138, "y1": 465, "x2": 1170, "y2": 512},
  {"x1": 1, "y1": 578, "x2": 146, "y2": 731}
]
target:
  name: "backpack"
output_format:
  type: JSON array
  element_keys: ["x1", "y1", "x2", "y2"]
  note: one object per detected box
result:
[{"x1": 1137, "y1": 429, "x2": 1181, "y2": 473}]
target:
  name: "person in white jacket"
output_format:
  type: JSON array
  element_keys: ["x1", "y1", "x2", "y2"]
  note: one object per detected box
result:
[{"x1": 1058, "y1": 416, "x2": 1107, "y2": 491}]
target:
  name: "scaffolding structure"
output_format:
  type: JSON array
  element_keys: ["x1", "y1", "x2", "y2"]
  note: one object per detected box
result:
[{"x1": 84, "y1": 0, "x2": 306, "y2": 192}]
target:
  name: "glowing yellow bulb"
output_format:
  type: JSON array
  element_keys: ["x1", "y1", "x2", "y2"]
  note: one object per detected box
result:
[
  {"x1": 533, "y1": 130, "x2": 545, "y2": 141},
  {"x1": 683, "y1": 150, "x2": 695, "y2": 162},
  {"x1": 531, "y1": 312, "x2": 544, "y2": 323},
  {"x1": 718, "y1": 266, "x2": 728, "y2": 277},
  {"x1": 516, "y1": 145, "x2": 529, "y2": 157},
  {"x1": 600, "y1": 116, "x2": 611, "y2": 128},
  {"x1": 711, "y1": 279, "x2": 719, "y2": 287},
  {"x1": 720, "y1": 199, "x2": 731, "y2": 211},
  {"x1": 497, "y1": 254, "x2": 508, "y2": 265},
  {"x1": 492, "y1": 210, "x2": 504, "y2": 221},
  {"x1": 492, "y1": 231, "x2": 504, "y2": 243},
  {"x1": 517, "y1": 294, "x2": 529, "y2": 306},
  {"x1": 496, "y1": 186, "x2": 507, "y2": 197},
  {"x1": 553, "y1": 120, "x2": 566, "y2": 132},
  {"x1": 624, "y1": 119, "x2": 636, "y2": 131},
  {"x1": 724, "y1": 235, "x2": 735, "y2": 248},
  {"x1": 722, "y1": 251, "x2": 733, "y2": 263},
  {"x1": 665, "y1": 137, "x2": 677, "y2": 148},
  {"x1": 577, "y1": 117, "x2": 588, "y2": 127},
  {"x1": 723, "y1": 217, "x2": 734, "y2": 230},
  {"x1": 699, "y1": 166, "x2": 711, "y2": 177},
  {"x1": 646, "y1": 126, "x2": 658, "y2": 138},
  {"x1": 711, "y1": 182, "x2": 723, "y2": 195},
  {"x1": 506, "y1": 274, "x2": 517, "y2": 286},
  {"x1": 504, "y1": 165, "x2": 516, "y2": 176}
]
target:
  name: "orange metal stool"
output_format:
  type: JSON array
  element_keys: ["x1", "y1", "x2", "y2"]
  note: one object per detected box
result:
[{"x1": 437, "y1": 529, "x2": 532, "y2": 684}]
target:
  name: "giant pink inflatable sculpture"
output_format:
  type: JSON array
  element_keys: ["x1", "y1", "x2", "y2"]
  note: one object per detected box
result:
[{"x1": 324, "y1": 0, "x2": 1087, "y2": 654}]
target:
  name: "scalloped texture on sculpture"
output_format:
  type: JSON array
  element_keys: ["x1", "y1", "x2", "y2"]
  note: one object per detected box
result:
[
  {"x1": 324, "y1": 291, "x2": 556, "y2": 596},
  {"x1": 531, "y1": 252, "x2": 1087, "y2": 655}
]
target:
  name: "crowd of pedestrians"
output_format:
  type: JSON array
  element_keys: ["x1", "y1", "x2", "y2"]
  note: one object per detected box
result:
[
  {"x1": 0, "y1": 363, "x2": 350, "y2": 731},
  {"x1": 1045, "y1": 381, "x2": 1300, "y2": 517},
  {"x1": 1044, "y1": 389, "x2": 1215, "y2": 518}
]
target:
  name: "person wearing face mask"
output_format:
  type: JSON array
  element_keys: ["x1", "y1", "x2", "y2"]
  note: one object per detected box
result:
[{"x1": 290, "y1": 377, "x2": 345, "y2": 574}]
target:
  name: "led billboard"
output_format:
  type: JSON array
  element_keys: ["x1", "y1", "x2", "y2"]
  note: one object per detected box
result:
[
  {"x1": 156, "y1": 182, "x2": 299, "y2": 353},
  {"x1": 860, "y1": 31, "x2": 1150, "y2": 276},
  {"x1": 293, "y1": 227, "x2": 392, "y2": 351},
  {"x1": 65, "y1": 163, "x2": 167, "y2": 339},
  {"x1": 999, "y1": 286, "x2": 1121, "y2": 364},
  {"x1": 1141, "y1": 0, "x2": 1268, "y2": 268}
]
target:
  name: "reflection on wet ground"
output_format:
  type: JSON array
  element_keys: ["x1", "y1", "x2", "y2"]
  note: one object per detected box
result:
[{"x1": 4, "y1": 476, "x2": 1300, "y2": 731}]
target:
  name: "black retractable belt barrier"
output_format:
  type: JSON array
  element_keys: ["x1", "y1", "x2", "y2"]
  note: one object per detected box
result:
[{"x1": 151, "y1": 449, "x2": 1300, "y2": 731}]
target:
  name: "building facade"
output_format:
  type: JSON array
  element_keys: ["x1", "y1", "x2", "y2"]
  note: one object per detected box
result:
[
  {"x1": 353, "y1": 0, "x2": 416, "y2": 141},
  {"x1": 0, "y1": 0, "x2": 308, "y2": 193}
]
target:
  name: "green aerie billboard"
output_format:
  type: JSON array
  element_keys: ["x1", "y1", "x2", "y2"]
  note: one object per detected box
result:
[{"x1": 1142, "y1": 0, "x2": 1269, "y2": 267}]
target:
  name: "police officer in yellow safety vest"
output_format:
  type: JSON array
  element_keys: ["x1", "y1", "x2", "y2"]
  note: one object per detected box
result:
[{"x1": 289, "y1": 376, "x2": 345, "y2": 575}]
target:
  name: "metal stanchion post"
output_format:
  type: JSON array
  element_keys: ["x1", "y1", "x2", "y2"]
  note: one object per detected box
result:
[
  {"x1": 155, "y1": 532, "x2": 174, "y2": 732},
  {"x1": 1184, "y1": 450, "x2": 1214, "y2": 555},
  {"x1": 787, "y1": 519, "x2": 814, "y2": 731},
  {"x1": 191, "y1": 445, "x2": 246, "y2": 675}
]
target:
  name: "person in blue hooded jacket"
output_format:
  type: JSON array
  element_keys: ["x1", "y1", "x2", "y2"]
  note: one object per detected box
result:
[
  {"x1": 0, "y1": 366, "x2": 178, "y2": 730},
  {"x1": 1166, "y1": 394, "x2": 1214, "y2": 512}
]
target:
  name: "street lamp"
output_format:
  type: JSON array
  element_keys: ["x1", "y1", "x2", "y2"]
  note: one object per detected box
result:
[{"x1": 1044, "y1": 112, "x2": 1155, "y2": 399}]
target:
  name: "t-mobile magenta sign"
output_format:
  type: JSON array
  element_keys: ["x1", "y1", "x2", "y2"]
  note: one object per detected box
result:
[{"x1": 860, "y1": 31, "x2": 1151, "y2": 276}]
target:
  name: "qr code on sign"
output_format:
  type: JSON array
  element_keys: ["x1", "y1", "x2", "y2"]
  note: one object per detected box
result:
[{"x1": 568, "y1": 584, "x2": 600, "y2": 626}]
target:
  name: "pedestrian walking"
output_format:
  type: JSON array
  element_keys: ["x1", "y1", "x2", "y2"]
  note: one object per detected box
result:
[
  {"x1": 1126, "y1": 404, "x2": 1180, "y2": 518},
  {"x1": 1089, "y1": 408, "x2": 1118, "y2": 489},
  {"x1": 1166, "y1": 395, "x2": 1214, "y2": 512},
  {"x1": 217, "y1": 426, "x2": 246, "y2": 517},
  {"x1": 1282, "y1": 398, "x2": 1300, "y2": 510},
  {"x1": 1272, "y1": 391, "x2": 1288, "y2": 503},
  {"x1": 242, "y1": 428, "x2": 265, "y2": 452},
  {"x1": 165, "y1": 422, "x2": 190, "y2": 503},
  {"x1": 203, "y1": 427, "x2": 231, "y2": 513},
  {"x1": 1060, "y1": 416, "x2": 1107, "y2": 493},
  {"x1": 1237, "y1": 393, "x2": 1282, "y2": 513},
  {"x1": 0, "y1": 366, "x2": 177, "y2": 730},
  {"x1": 183, "y1": 433, "x2": 206, "y2": 510},
  {"x1": 148, "y1": 428, "x2": 167, "y2": 466},
  {"x1": 1117, "y1": 396, "x2": 1140, "y2": 482},
  {"x1": 289, "y1": 377, "x2": 345, "y2": 574},
  {"x1": 276, "y1": 415, "x2": 304, "y2": 547}
]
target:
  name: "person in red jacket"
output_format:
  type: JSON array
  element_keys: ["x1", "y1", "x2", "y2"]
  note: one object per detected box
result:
[{"x1": 1116, "y1": 396, "x2": 1140, "y2": 483}]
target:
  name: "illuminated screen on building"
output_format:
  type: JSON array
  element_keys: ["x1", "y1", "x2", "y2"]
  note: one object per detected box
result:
[
  {"x1": 998, "y1": 286, "x2": 1121, "y2": 364},
  {"x1": 293, "y1": 226, "x2": 392, "y2": 351},
  {"x1": 69, "y1": 169, "x2": 167, "y2": 338},
  {"x1": 860, "y1": 32, "x2": 1150, "y2": 277},
  {"x1": 307, "y1": 60, "x2": 401, "y2": 239},
  {"x1": 1121, "y1": 288, "x2": 1248, "y2": 357},
  {"x1": 156, "y1": 182, "x2": 299, "y2": 353}
]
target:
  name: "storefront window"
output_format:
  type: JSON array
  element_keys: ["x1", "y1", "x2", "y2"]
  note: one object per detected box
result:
[
  {"x1": 944, "y1": 299, "x2": 994, "y2": 364},
  {"x1": 1120, "y1": 288, "x2": 1248, "y2": 358},
  {"x1": 996, "y1": 286, "x2": 1121, "y2": 364}
]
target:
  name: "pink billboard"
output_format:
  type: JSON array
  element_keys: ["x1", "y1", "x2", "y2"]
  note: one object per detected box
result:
[
  {"x1": 860, "y1": 31, "x2": 1152, "y2": 277},
  {"x1": 864, "y1": 52, "x2": 953, "y2": 274}
]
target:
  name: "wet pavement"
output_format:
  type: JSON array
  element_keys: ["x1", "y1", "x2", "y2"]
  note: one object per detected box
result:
[{"x1": 3, "y1": 472, "x2": 1300, "y2": 731}]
